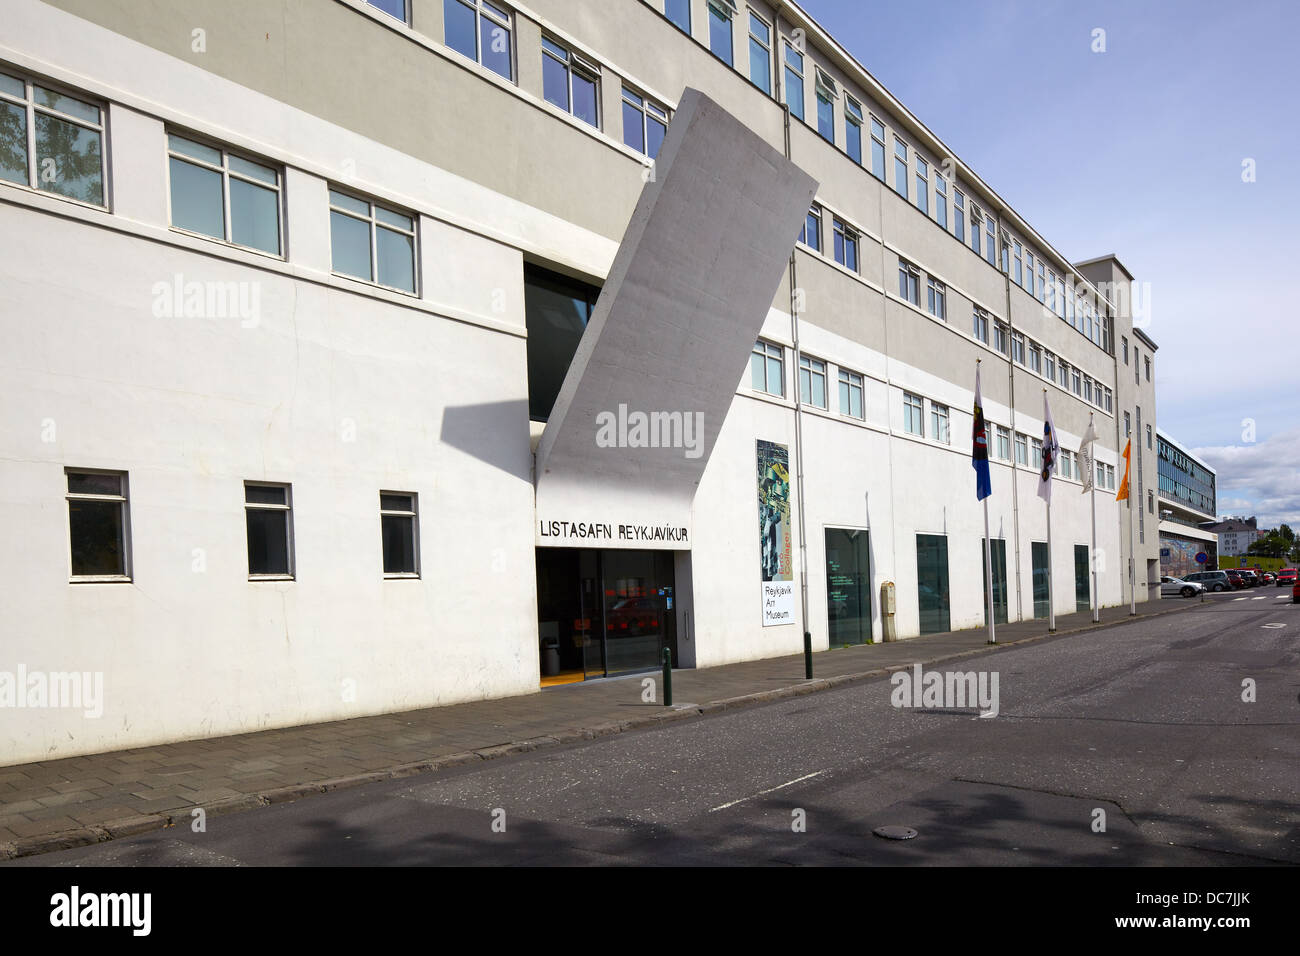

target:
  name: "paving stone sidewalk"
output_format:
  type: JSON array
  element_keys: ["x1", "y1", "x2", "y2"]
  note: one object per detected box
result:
[{"x1": 0, "y1": 597, "x2": 1210, "y2": 859}]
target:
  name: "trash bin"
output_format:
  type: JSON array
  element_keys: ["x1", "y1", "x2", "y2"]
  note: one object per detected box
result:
[{"x1": 541, "y1": 636, "x2": 561, "y2": 677}]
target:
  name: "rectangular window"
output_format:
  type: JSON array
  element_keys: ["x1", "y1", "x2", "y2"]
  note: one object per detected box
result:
[
  {"x1": 708, "y1": 0, "x2": 736, "y2": 66},
  {"x1": 1037, "y1": 261, "x2": 1046, "y2": 302},
  {"x1": 903, "y1": 392, "x2": 924, "y2": 436},
  {"x1": 1015, "y1": 432, "x2": 1028, "y2": 465},
  {"x1": 1055, "y1": 277, "x2": 1066, "y2": 318},
  {"x1": 543, "y1": 37, "x2": 599, "y2": 128},
  {"x1": 1106, "y1": 464, "x2": 1116, "y2": 489},
  {"x1": 838, "y1": 368, "x2": 864, "y2": 419},
  {"x1": 930, "y1": 402, "x2": 950, "y2": 444},
  {"x1": 986, "y1": 217, "x2": 997, "y2": 267},
  {"x1": 1011, "y1": 331, "x2": 1025, "y2": 365},
  {"x1": 751, "y1": 340, "x2": 784, "y2": 397},
  {"x1": 380, "y1": 492, "x2": 419, "y2": 577},
  {"x1": 844, "y1": 95, "x2": 863, "y2": 164},
  {"x1": 1013, "y1": 240, "x2": 1022, "y2": 286},
  {"x1": 1065, "y1": 288, "x2": 1074, "y2": 326},
  {"x1": 1025, "y1": 251, "x2": 1035, "y2": 297},
  {"x1": 329, "y1": 188, "x2": 417, "y2": 293},
  {"x1": 245, "y1": 482, "x2": 293, "y2": 579},
  {"x1": 916, "y1": 534, "x2": 951, "y2": 635},
  {"x1": 1046, "y1": 270, "x2": 1056, "y2": 311},
  {"x1": 622, "y1": 87, "x2": 669, "y2": 159},
  {"x1": 799, "y1": 355, "x2": 828, "y2": 409},
  {"x1": 1097, "y1": 461, "x2": 1106, "y2": 489},
  {"x1": 665, "y1": 0, "x2": 690, "y2": 34},
  {"x1": 783, "y1": 42, "x2": 805, "y2": 120},
  {"x1": 953, "y1": 188, "x2": 965, "y2": 243},
  {"x1": 934, "y1": 174, "x2": 947, "y2": 230},
  {"x1": 1124, "y1": 411, "x2": 1131, "y2": 437},
  {"x1": 814, "y1": 68, "x2": 837, "y2": 144},
  {"x1": 1084, "y1": 376, "x2": 1093, "y2": 403},
  {"x1": 1044, "y1": 351, "x2": 1056, "y2": 382},
  {"x1": 168, "y1": 133, "x2": 281, "y2": 255},
  {"x1": 748, "y1": 12, "x2": 772, "y2": 93},
  {"x1": 66, "y1": 470, "x2": 129, "y2": 580},
  {"x1": 1145, "y1": 356, "x2": 1151, "y2": 381},
  {"x1": 1031, "y1": 437, "x2": 1043, "y2": 471},
  {"x1": 1147, "y1": 424, "x2": 1153, "y2": 449},
  {"x1": 366, "y1": 0, "x2": 408, "y2": 23},
  {"x1": 898, "y1": 260, "x2": 920, "y2": 306},
  {"x1": 0, "y1": 71, "x2": 106, "y2": 206},
  {"x1": 969, "y1": 207, "x2": 982, "y2": 257},
  {"x1": 1058, "y1": 360, "x2": 1070, "y2": 390},
  {"x1": 1105, "y1": 387, "x2": 1113, "y2": 413},
  {"x1": 799, "y1": 204, "x2": 822, "y2": 252},
  {"x1": 972, "y1": 308, "x2": 988, "y2": 344},
  {"x1": 994, "y1": 321, "x2": 1009, "y2": 356},
  {"x1": 893, "y1": 138, "x2": 908, "y2": 198},
  {"x1": 996, "y1": 425, "x2": 1011, "y2": 461},
  {"x1": 1122, "y1": 336, "x2": 1129, "y2": 364},
  {"x1": 869, "y1": 116, "x2": 886, "y2": 181},
  {"x1": 1059, "y1": 450, "x2": 1072, "y2": 480},
  {"x1": 833, "y1": 217, "x2": 858, "y2": 272},
  {"x1": 1029, "y1": 343, "x2": 1041, "y2": 374},
  {"x1": 915, "y1": 155, "x2": 929, "y2": 215},
  {"x1": 927, "y1": 277, "x2": 946, "y2": 320},
  {"x1": 445, "y1": 0, "x2": 513, "y2": 81},
  {"x1": 1071, "y1": 367, "x2": 1082, "y2": 396}
]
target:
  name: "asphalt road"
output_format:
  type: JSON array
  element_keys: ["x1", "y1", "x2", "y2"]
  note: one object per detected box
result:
[{"x1": 12, "y1": 591, "x2": 1299, "y2": 866}]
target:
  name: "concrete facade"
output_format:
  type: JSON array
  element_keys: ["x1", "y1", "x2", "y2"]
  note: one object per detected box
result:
[{"x1": 1, "y1": 0, "x2": 1160, "y2": 764}]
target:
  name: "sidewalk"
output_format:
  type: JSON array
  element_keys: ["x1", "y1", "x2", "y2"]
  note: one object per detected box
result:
[{"x1": 0, "y1": 597, "x2": 1208, "y2": 859}]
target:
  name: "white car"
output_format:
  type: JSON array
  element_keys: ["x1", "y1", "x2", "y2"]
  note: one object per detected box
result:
[{"x1": 1160, "y1": 576, "x2": 1206, "y2": 598}]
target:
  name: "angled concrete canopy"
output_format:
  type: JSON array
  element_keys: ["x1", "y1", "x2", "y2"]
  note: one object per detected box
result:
[{"x1": 534, "y1": 87, "x2": 819, "y2": 549}]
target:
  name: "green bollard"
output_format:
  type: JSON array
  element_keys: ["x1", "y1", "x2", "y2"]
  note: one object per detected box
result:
[
  {"x1": 804, "y1": 631, "x2": 813, "y2": 679},
  {"x1": 662, "y1": 647, "x2": 672, "y2": 706}
]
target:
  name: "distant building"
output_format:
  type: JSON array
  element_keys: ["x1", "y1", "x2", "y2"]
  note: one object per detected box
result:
[
  {"x1": 1155, "y1": 432, "x2": 1217, "y2": 577},
  {"x1": 1201, "y1": 517, "x2": 1260, "y2": 558}
]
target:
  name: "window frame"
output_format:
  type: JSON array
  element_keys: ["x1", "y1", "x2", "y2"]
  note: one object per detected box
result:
[
  {"x1": 838, "y1": 368, "x2": 865, "y2": 420},
  {"x1": 707, "y1": 0, "x2": 737, "y2": 66},
  {"x1": 542, "y1": 36, "x2": 601, "y2": 129},
  {"x1": 926, "y1": 276, "x2": 946, "y2": 320},
  {"x1": 914, "y1": 154, "x2": 929, "y2": 215},
  {"x1": 897, "y1": 259, "x2": 920, "y2": 306},
  {"x1": 621, "y1": 85, "x2": 669, "y2": 159},
  {"x1": 972, "y1": 307, "x2": 989, "y2": 344},
  {"x1": 903, "y1": 391, "x2": 924, "y2": 437},
  {"x1": 244, "y1": 481, "x2": 295, "y2": 581},
  {"x1": 751, "y1": 339, "x2": 785, "y2": 397},
  {"x1": 844, "y1": 94, "x2": 863, "y2": 164},
  {"x1": 798, "y1": 354, "x2": 828, "y2": 410},
  {"x1": 813, "y1": 67, "x2": 837, "y2": 144},
  {"x1": 1015, "y1": 432, "x2": 1028, "y2": 466},
  {"x1": 380, "y1": 491, "x2": 421, "y2": 579},
  {"x1": 893, "y1": 136, "x2": 909, "y2": 199},
  {"x1": 747, "y1": 11, "x2": 773, "y2": 94},
  {"x1": 832, "y1": 215, "x2": 858, "y2": 272},
  {"x1": 0, "y1": 69, "x2": 109, "y2": 209},
  {"x1": 365, "y1": 0, "x2": 410, "y2": 24},
  {"x1": 444, "y1": 0, "x2": 515, "y2": 81},
  {"x1": 799, "y1": 203, "x2": 822, "y2": 252},
  {"x1": 328, "y1": 186, "x2": 419, "y2": 295},
  {"x1": 869, "y1": 115, "x2": 886, "y2": 181},
  {"x1": 782, "y1": 40, "x2": 805, "y2": 120},
  {"x1": 166, "y1": 131, "x2": 284, "y2": 257},
  {"x1": 66, "y1": 468, "x2": 131, "y2": 583},
  {"x1": 930, "y1": 401, "x2": 950, "y2": 444}
]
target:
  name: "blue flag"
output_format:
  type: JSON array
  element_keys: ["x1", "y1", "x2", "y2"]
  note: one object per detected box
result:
[{"x1": 972, "y1": 366, "x2": 992, "y2": 500}]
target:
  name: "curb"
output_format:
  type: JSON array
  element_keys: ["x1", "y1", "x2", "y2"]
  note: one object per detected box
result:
[{"x1": 1, "y1": 600, "x2": 1207, "y2": 861}]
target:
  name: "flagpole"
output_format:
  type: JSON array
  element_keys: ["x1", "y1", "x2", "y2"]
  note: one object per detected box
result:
[
  {"x1": 1044, "y1": 389, "x2": 1055, "y2": 633},
  {"x1": 975, "y1": 359, "x2": 995, "y2": 645},
  {"x1": 1089, "y1": 414, "x2": 1099, "y2": 623},
  {"x1": 1128, "y1": 496, "x2": 1136, "y2": 615},
  {"x1": 983, "y1": 497, "x2": 996, "y2": 645}
]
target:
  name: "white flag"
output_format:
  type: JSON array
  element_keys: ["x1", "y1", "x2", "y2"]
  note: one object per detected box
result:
[
  {"x1": 1080, "y1": 415, "x2": 1098, "y2": 494},
  {"x1": 1038, "y1": 393, "x2": 1059, "y2": 503}
]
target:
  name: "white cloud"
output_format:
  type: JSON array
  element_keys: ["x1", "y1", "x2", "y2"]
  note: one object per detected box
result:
[{"x1": 1192, "y1": 426, "x2": 1300, "y2": 528}]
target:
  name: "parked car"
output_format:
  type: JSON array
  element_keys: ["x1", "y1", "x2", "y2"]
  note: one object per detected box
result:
[
  {"x1": 1294, "y1": 580, "x2": 1300, "y2": 604},
  {"x1": 1260, "y1": 572, "x2": 1275, "y2": 585},
  {"x1": 1184, "y1": 570, "x2": 1232, "y2": 592},
  {"x1": 1276, "y1": 568, "x2": 1297, "y2": 587},
  {"x1": 1224, "y1": 570, "x2": 1248, "y2": 589},
  {"x1": 1161, "y1": 576, "x2": 1205, "y2": 598},
  {"x1": 1237, "y1": 569, "x2": 1260, "y2": 587}
]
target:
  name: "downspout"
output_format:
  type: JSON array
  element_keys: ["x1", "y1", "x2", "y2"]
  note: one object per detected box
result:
[{"x1": 1000, "y1": 212, "x2": 1023, "y2": 621}]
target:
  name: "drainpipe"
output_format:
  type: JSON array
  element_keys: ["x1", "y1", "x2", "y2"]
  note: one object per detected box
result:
[{"x1": 999, "y1": 212, "x2": 1024, "y2": 621}]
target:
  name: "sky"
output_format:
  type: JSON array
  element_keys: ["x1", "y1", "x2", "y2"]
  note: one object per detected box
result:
[{"x1": 800, "y1": 0, "x2": 1300, "y2": 530}]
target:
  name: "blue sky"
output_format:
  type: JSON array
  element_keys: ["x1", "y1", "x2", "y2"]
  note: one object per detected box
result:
[{"x1": 800, "y1": 0, "x2": 1300, "y2": 529}]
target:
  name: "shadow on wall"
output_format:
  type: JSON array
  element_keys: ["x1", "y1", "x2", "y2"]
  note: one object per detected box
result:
[{"x1": 440, "y1": 400, "x2": 532, "y2": 479}]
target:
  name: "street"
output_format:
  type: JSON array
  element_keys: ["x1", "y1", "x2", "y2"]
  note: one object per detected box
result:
[{"x1": 12, "y1": 592, "x2": 1298, "y2": 866}]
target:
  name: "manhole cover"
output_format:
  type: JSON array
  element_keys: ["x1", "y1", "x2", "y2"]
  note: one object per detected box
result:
[{"x1": 873, "y1": 825, "x2": 918, "y2": 840}]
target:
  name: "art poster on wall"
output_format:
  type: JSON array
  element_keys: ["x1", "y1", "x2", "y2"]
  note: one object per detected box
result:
[{"x1": 757, "y1": 439, "x2": 795, "y2": 626}]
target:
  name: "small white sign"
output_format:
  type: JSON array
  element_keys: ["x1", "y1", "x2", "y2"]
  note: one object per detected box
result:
[{"x1": 762, "y1": 581, "x2": 796, "y2": 627}]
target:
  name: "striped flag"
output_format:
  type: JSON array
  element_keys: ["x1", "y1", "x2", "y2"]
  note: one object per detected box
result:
[
  {"x1": 972, "y1": 365, "x2": 992, "y2": 500},
  {"x1": 1037, "y1": 393, "x2": 1059, "y2": 503}
]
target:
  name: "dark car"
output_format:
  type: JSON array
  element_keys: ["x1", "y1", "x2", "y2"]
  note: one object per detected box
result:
[
  {"x1": 1277, "y1": 568, "x2": 1298, "y2": 587},
  {"x1": 1224, "y1": 570, "x2": 1248, "y2": 589},
  {"x1": 1184, "y1": 570, "x2": 1231, "y2": 592},
  {"x1": 1237, "y1": 570, "x2": 1260, "y2": 587},
  {"x1": 1294, "y1": 580, "x2": 1300, "y2": 604}
]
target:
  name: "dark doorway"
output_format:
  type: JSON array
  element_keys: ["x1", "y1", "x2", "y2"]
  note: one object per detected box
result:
[
  {"x1": 825, "y1": 528, "x2": 871, "y2": 646},
  {"x1": 981, "y1": 537, "x2": 1008, "y2": 626}
]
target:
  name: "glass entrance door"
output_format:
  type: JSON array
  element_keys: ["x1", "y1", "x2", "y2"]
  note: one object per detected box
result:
[
  {"x1": 1032, "y1": 541, "x2": 1049, "y2": 618},
  {"x1": 602, "y1": 549, "x2": 675, "y2": 675},
  {"x1": 982, "y1": 538, "x2": 1008, "y2": 625},
  {"x1": 1074, "y1": 545, "x2": 1091, "y2": 613},
  {"x1": 825, "y1": 528, "x2": 871, "y2": 646}
]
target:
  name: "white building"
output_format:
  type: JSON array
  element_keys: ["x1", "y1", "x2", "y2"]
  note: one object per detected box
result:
[{"x1": 0, "y1": 0, "x2": 1159, "y2": 765}]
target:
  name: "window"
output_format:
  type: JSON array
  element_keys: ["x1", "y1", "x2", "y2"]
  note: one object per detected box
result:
[
  {"x1": 1122, "y1": 336, "x2": 1129, "y2": 364},
  {"x1": 380, "y1": 492, "x2": 419, "y2": 577},
  {"x1": 1135, "y1": 349, "x2": 1141, "y2": 383},
  {"x1": 329, "y1": 189, "x2": 417, "y2": 293},
  {"x1": 1106, "y1": 464, "x2": 1116, "y2": 490},
  {"x1": 897, "y1": 259, "x2": 920, "y2": 305},
  {"x1": 245, "y1": 483, "x2": 293, "y2": 579},
  {"x1": 622, "y1": 87, "x2": 668, "y2": 158},
  {"x1": 168, "y1": 134, "x2": 281, "y2": 255},
  {"x1": 1025, "y1": 251, "x2": 1035, "y2": 297},
  {"x1": 844, "y1": 95, "x2": 863, "y2": 163},
  {"x1": 0, "y1": 71, "x2": 105, "y2": 206},
  {"x1": 833, "y1": 217, "x2": 858, "y2": 271},
  {"x1": 1144, "y1": 356, "x2": 1151, "y2": 381},
  {"x1": 1148, "y1": 490, "x2": 1154, "y2": 514},
  {"x1": 1098, "y1": 461, "x2": 1107, "y2": 489},
  {"x1": 1044, "y1": 351, "x2": 1056, "y2": 382},
  {"x1": 366, "y1": 0, "x2": 408, "y2": 23},
  {"x1": 665, "y1": 0, "x2": 690, "y2": 34},
  {"x1": 934, "y1": 174, "x2": 947, "y2": 230},
  {"x1": 996, "y1": 425, "x2": 1011, "y2": 460},
  {"x1": 1046, "y1": 270, "x2": 1056, "y2": 311},
  {"x1": 799, "y1": 204, "x2": 822, "y2": 252},
  {"x1": 1071, "y1": 367, "x2": 1082, "y2": 396},
  {"x1": 1059, "y1": 450, "x2": 1072, "y2": 480},
  {"x1": 814, "y1": 69, "x2": 837, "y2": 143},
  {"x1": 927, "y1": 277, "x2": 946, "y2": 320},
  {"x1": 1084, "y1": 376, "x2": 1093, "y2": 403},
  {"x1": 1104, "y1": 387, "x2": 1113, "y2": 413},
  {"x1": 994, "y1": 321, "x2": 1009, "y2": 356},
  {"x1": 1031, "y1": 437, "x2": 1043, "y2": 470},
  {"x1": 66, "y1": 470, "x2": 129, "y2": 580},
  {"x1": 543, "y1": 38, "x2": 599, "y2": 128},
  {"x1": 903, "y1": 392, "x2": 924, "y2": 436},
  {"x1": 869, "y1": 116, "x2": 886, "y2": 180},
  {"x1": 1015, "y1": 432, "x2": 1028, "y2": 465},
  {"x1": 748, "y1": 13, "x2": 772, "y2": 93},
  {"x1": 799, "y1": 355, "x2": 827, "y2": 409},
  {"x1": 1058, "y1": 360, "x2": 1069, "y2": 389},
  {"x1": 1013, "y1": 240, "x2": 1022, "y2": 286},
  {"x1": 783, "y1": 42, "x2": 805, "y2": 120},
  {"x1": 838, "y1": 369, "x2": 864, "y2": 419},
  {"x1": 986, "y1": 217, "x2": 997, "y2": 267},
  {"x1": 969, "y1": 206, "x2": 982, "y2": 257},
  {"x1": 1028, "y1": 343, "x2": 1041, "y2": 374},
  {"x1": 930, "y1": 402, "x2": 950, "y2": 444},
  {"x1": 1055, "y1": 277, "x2": 1066, "y2": 318},
  {"x1": 953, "y1": 189, "x2": 966, "y2": 243},
  {"x1": 1065, "y1": 287, "x2": 1074, "y2": 326},
  {"x1": 445, "y1": 0, "x2": 513, "y2": 80},
  {"x1": 751, "y1": 340, "x2": 784, "y2": 396},
  {"x1": 1011, "y1": 331, "x2": 1025, "y2": 365},
  {"x1": 1037, "y1": 261, "x2": 1046, "y2": 302},
  {"x1": 972, "y1": 308, "x2": 988, "y2": 344},
  {"x1": 915, "y1": 156, "x2": 929, "y2": 215},
  {"x1": 893, "y1": 138, "x2": 908, "y2": 198},
  {"x1": 708, "y1": 0, "x2": 736, "y2": 65},
  {"x1": 1124, "y1": 411, "x2": 1131, "y2": 437},
  {"x1": 1147, "y1": 423, "x2": 1153, "y2": 449}
]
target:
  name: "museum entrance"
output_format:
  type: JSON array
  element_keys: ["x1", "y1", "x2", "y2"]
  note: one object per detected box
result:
[{"x1": 536, "y1": 548, "x2": 677, "y2": 686}]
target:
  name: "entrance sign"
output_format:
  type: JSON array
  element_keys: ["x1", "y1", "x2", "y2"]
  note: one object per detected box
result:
[{"x1": 758, "y1": 439, "x2": 795, "y2": 626}]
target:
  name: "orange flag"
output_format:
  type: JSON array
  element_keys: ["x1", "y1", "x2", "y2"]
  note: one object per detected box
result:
[{"x1": 1116, "y1": 438, "x2": 1132, "y2": 501}]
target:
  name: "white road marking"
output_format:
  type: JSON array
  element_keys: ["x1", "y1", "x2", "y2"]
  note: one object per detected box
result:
[
  {"x1": 709, "y1": 770, "x2": 826, "y2": 812},
  {"x1": 1234, "y1": 597, "x2": 1248, "y2": 601}
]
